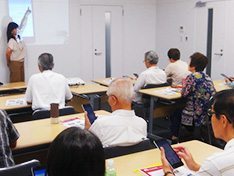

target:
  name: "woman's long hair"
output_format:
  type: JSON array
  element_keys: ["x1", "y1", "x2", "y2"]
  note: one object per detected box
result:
[{"x1": 7, "y1": 22, "x2": 18, "y2": 42}]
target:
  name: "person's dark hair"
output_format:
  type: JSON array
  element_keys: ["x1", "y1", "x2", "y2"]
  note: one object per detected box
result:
[
  {"x1": 38, "y1": 53, "x2": 54, "y2": 71},
  {"x1": 7, "y1": 22, "x2": 18, "y2": 42},
  {"x1": 145, "y1": 50, "x2": 159, "y2": 65},
  {"x1": 213, "y1": 89, "x2": 234, "y2": 128},
  {"x1": 167, "y1": 48, "x2": 180, "y2": 61},
  {"x1": 46, "y1": 127, "x2": 105, "y2": 176},
  {"x1": 189, "y1": 52, "x2": 208, "y2": 72}
]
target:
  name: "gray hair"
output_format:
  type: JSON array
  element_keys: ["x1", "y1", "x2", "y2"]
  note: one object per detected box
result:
[
  {"x1": 145, "y1": 50, "x2": 159, "y2": 65},
  {"x1": 106, "y1": 77, "x2": 134, "y2": 103},
  {"x1": 38, "y1": 53, "x2": 54, "y2": 71}
]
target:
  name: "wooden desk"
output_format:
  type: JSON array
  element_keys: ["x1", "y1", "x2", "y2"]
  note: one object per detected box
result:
[
  {"x1": 70, "y1": 82, "x2": 108, "y2": 110},
  {"x1": 112, "y1": 140, "x2": 222, "y2": 176},
  {"x1": 14, "y1": 110, "x2": 110, "y2": 150},
  {"x1": 139, "y1": 87, "x2": 181, "y2": 133},
  {"x1": 139, "y1": 80, "x2": 232, "y2": 134},
  {"x1": 0, "y1": 82, "x2": 27, "y2": 91},
  {"x1": 70, "y1": 82, "x2": 108, "y2": 94},
  {"x1": 92, "y1": 77, "x2": 136, "y2": 87},
  {"x1": 213, "y1": 80, "x2": 232, "y2": 92},
  {"x1": 0, "y1": 94, "x2": 30, "y2": 110}
]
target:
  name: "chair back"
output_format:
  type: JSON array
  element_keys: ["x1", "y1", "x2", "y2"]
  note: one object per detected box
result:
[
  {"x1": 32, "y1": 106, "x2": 75, "y2": 120},
  {"x1": 142, "y1": 82, "x2": 170, "y2": 99},
  {"x1": 104, "y1": 139, "x2": 155, "y2": 159},
  {"x1": 0, "y1": 159, "x2": 40, "y2": 176}
]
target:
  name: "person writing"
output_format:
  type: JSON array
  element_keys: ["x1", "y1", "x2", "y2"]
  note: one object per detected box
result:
[
  {"x1": 161, "y1": 89, "x2": 234, "y2": 175},
  {"x1": 6, "y1": 8, "x2": 31, "y2": 82}
]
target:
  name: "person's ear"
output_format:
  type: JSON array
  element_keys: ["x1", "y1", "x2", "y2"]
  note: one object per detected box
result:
[
  {"x1": 112, "y1": 95, "x2": 118, "y2": 106},
  {"x1": 220, "y1": 114, "x2": 229, "y2": 128}
]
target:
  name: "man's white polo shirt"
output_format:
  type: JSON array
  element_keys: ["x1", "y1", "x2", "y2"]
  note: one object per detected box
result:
[
  {"x1": 197, "y1": 138, "x2": 234, "y2": 175},
  {"x1": 133, "y1": 66, "x2": 167, "y2": 104},
  {"x1": 89, "y1": 109, "x2": 147, "y2": 147},
  {"x1": 25, "y1": 70, "x2": 73, "y2": 110}
]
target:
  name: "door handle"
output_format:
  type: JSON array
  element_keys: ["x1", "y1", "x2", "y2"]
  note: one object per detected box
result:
[
  {"x1": 95, "y1": 52, "x2": 102, "y2": 55},
  {"x1": 214, "y1": 53, "x2": 223, "y2": 56}
]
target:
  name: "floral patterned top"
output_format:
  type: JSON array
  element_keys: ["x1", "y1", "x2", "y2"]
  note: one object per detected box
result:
[{"x1": 181, "y1": 72, "x2": 216, "y2": 126}]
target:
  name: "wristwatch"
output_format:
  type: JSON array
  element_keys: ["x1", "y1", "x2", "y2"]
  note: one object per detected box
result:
[{"x1": 164, "y1": 171, "x2": 175, "y2": 176}]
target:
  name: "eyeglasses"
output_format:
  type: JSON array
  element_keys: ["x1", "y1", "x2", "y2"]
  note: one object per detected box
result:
[
  {"x1": 207, "y1": 108, "x2": 215, "y2": 117},
  {"x1": 207, "y1": 108, "x2": 232, "y2": 124}
]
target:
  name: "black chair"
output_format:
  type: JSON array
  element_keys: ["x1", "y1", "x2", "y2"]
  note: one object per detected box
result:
[
  {"x1": 142, "y1": 82, "x2": 172, "y2": 106},
  {"x1": 32, "y1": 106, "x2": 75, "y2": 120},
  {"x1": 133, "y1": 82, "x2": 175, "y2": 119},
  {"x1": 104, "y1": 134, "x2": 171, "y2": 159},
  {"x1": 0, "y1": 159, "x2": 40, "y2": 176}
]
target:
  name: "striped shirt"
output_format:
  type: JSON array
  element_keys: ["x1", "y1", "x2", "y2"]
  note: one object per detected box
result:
[
  {"x1": 197, "y1": 138, "x2": 234, "y2": 175},
  {"x1": 0, "y1": 110, "x2": 19, "y2": 168}
]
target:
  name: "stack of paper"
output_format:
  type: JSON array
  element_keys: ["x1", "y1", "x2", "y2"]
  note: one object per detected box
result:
[
  {"x1": 6, "y1": 98, "x2": 27, "y2": 106},
  {"x1": 155, "y1": 88, "x2": 181, "y2": 95},
  {"x1": 134, "y1": 163, "x2": 194, "y2": 176},
  {"x1": 67, "y1": 77, "x2": 85, "y2": 86},
  {"x1": 61, "y1": 117, "x2": 85, "y2": 129}
]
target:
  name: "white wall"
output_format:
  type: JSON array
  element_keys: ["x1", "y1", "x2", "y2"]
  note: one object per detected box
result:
[
  {"x1": 156, "y1": 0, "x2": 197, "y2": 69},
  {"x1": 0, "y1": 0, "x2": 157, "y2": 83},
  {"x1": 156, "y1": 0, "x2": 234, "y2": 80}
]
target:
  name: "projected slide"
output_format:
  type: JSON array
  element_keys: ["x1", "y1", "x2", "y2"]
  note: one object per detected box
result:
[
  {"x1": 8, "y1": 0, "x2": 34, "y2": 38},
  {"x1": 8, "y1": 0, "x2": 69, "y2": 45}
]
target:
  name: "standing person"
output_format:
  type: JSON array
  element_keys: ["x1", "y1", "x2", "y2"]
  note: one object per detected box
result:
[
  {"x1": 170, "y1": 52, "x2": 216, "y2": 141},
  {"x1": 6, "y1": 8, "x2": 31, "y2": 82},
  {"x1": 165, "y1": 48, "x2": 190, "y2": 86},
  {"x1": 161, "y1": 89, "x2": 234, "y2": 176}
]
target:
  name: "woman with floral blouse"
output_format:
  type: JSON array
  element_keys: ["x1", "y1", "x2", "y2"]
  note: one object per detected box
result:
[{"x1": 171, "y1": 52, "x2": 216, "y2": 141}]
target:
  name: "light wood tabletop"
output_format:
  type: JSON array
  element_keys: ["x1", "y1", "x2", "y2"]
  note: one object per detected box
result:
[
  {"x1": 70, "y1": 82, "x2": 108, "y2": 94},
  {"x1": 139, "y1": 80, "x2": 231, "y2": 100},
  {"x1": 0, "y1": 82, "x2": 27, "y2": 91},
  {"x1": 14, "y1": 110, "x2": 110, "y2": 150},
  {"x1": 139, "y1": 86, "x2": 181, "y2": 100},
  {"x1": 213, "y1": 80, "x2": 232, "y2": 92},
  {"x1": 111, "y1": 140, "x2": 222, "y2": 176},
  {"x1": 92, "y1": 77, "x2": 136, "y2": 86},
  {"x1": 0, "y1": 94, "x2": 30, "y2": 110}
]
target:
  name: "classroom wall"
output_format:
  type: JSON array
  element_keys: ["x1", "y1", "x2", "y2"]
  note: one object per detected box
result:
[
  {"x1": 155, "y1": 0, "x2": 200, "y2": 69},
  {"x1": 156, "y1": 0, "x2": 234, "y2": 79},
  {"x1": 0, "y1": 0, "x2": 157, "y2": 83}
]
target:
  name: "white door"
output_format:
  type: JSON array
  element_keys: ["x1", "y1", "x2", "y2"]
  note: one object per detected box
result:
[
  {"x1": 208, "y1": 2, "x2": 226, "y2": 80},
  {"x1": 80, "y1": 5, "x2": 123, "y2": 81}
]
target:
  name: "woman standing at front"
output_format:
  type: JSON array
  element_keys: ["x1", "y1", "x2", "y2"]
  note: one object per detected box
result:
[{"x1": 6, "y1": 8, "x2": 31, "y2": 82}]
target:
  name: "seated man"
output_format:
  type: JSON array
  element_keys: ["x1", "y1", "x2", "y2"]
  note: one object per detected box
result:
[
  {"x1": 161, "y1": 89, "x2": 234, "y2": 175},
  {"x1": 133, "y1": 50, "x2": 167, "y2": 104},
  {"x1": 25, "y1": 53, "x2": 73, "y2": 110},
  {"x1": 165, "y1": 48, "x2": 190, "y2": 86},
  {"x1": 85, "y1": 78, "x2": 147, "y2": 147},
  {"x1": 0, "y1": 110, "x2": 19, "y2": 168}
]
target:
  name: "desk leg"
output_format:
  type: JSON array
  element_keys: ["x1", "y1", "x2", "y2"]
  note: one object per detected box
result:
[
  {"x1": 89, "y1": 94, "x2": 96, "y2": 109},
  {"x1": 149, "y1": 96, "x2": 158, "y2": 134}
]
